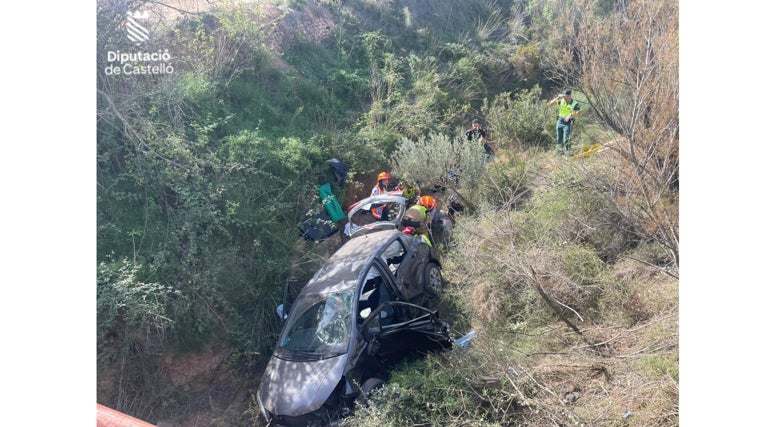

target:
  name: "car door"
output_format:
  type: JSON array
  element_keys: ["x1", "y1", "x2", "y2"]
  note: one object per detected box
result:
[
  {"x1": 392, "y1": 234, "x2": 432, "y2": 301},
  {"x1": 381, "y1": 235, "x2": 423, "y2": 301},
  {"x1": 357, "y1": 261, "x2": 403, "y2": 335},
  {"x1": 360, "y1": 301, "x2": 452, "y2": 365}
]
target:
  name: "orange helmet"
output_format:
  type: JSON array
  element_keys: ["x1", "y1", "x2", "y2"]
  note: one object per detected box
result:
[
  {"x1": 377, "y1": 172, "x2": 391, "y2": 182},
  {"x1": 419, "y1": 195, "x2": 437, "y2": 211}
]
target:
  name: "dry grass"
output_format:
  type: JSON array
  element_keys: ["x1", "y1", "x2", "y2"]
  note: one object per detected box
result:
[
  {"x1": 464, "y1": 258, "x2": 679, "y2": 427},
  {"x1": 439, "y1": 164, "x2": 679, "y2": 425}
]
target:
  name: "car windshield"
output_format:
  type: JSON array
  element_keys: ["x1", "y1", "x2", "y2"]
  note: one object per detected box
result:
[{"x1": 277, "y1": 290, "x2": 354, "y2": 356}]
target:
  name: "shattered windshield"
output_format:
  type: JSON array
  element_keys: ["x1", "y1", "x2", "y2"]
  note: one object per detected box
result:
[{"x1": 278, "y1": 290, "x2": 354, "y2": 356}]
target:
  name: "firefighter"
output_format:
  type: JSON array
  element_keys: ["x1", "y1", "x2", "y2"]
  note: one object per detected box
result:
[
  {"x1": 370, "y1": 172, "x2": 391, "y2": 220},
  {"x1": 401, "y1": 195, "x2": 437, "y2": 246}
]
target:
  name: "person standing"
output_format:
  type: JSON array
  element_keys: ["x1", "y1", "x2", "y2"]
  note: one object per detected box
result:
[
  {"x1": 549, "y1": 89, "x2": 581, "y2": 154},
  {"x1": 466, "y1": 119, "x2": 494, "y2": 157},
  {"x1": 370, "y1": 172, "x2": 391, "y2": 220}
]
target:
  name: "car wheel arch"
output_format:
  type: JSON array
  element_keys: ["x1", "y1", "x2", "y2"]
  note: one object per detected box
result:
[{"x1": 357, "y1": 377, "x2": 386, "y2": 406}]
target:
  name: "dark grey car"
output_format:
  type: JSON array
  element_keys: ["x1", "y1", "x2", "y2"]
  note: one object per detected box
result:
[{"x1": 257, "y1": 196, "x2": 451, "y2": 426}]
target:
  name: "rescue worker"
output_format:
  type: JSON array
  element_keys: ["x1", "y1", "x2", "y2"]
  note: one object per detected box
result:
[
  {"x1": 548, "y1": 89, "x2": 581, "y2": 154},
  {"x1": 401, "y1": 195, "x2": 437, "y2": 246},
  {"x1": 370, "y1": 172, "x2": 391, "y2": 220}
]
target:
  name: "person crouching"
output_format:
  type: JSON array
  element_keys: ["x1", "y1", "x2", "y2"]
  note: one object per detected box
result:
[{"x1": 401, "y1": 195, "x2": 437, "y2": 246}]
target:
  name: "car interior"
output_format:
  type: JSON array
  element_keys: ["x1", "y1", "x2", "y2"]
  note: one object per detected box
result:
[
  {"x1": 381, "y1": 239, "x2": 407, "y2": 275},
  {"x1": 357, "y1": 266, "x2": 396, "y2": 328}
]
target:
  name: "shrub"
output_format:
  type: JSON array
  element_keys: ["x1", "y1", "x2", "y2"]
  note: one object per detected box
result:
[
  {"x1": 390, "y1": 132, "x2": 488, "y2": 194},
  {"x1": 528, "y1": 161, "x2": 639, "y2": 262},
  {"x1": 484, "y1": 85, "x2": 552, "y2": 148},
  {"x1": 345, "y1": 351, "x2": 518, "y2": 426},
  {"x1": 509, "y1": 42, "x2": 541, "y2": 82},
  {"x1": 97, "y1": 259, "x2": 180, "y2": 357},
  {"x1": 470, "y1": 149, "x2": 533, "y2": 211},
  {"x1": 444, "y1": 169, "x2": 620, "y2": 332}
]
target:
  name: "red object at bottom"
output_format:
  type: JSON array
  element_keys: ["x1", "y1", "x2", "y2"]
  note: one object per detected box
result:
[{"x1": 96, "y1": 404, "x2": 157, "y2": 427}]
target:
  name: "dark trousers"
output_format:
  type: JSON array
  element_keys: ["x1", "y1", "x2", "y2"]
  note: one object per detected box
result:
[{"x1": 556, "y1": 119, "x2": 573, "y2": 152}]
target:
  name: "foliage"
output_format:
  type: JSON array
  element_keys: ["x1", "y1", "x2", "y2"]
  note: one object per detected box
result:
[
  {"x1": 97, "y1": 259, "x2": 179, "y2": 355},
  {"x1": 483, "y1": 85, "x2": 553, "y2": 148},
  {"x1": 509, "y1": 41, "x2": 542, "y2": 82},
  {"x1": 469, "y1": 148, "x2": 534, "y2": 212},
  {"x1": 439, "y1": 161, "x2": 678, "y2": 426},
  {"x1": 389, "y1": 132, "x2": 488, "y2": 197},
  {"x1": 546, "y1": 0, "x2": 680, "y2": 265},
  {"x1": 97, "y1": 1, "x2": 341, "y2": 413},
  {"x1": 168, "y1": 2, "x2": 269, "y2": 85},
  {"x1": 444, "y1": 205, "x2": 611, "y2": 331},
  {"x1": 344, "y1": 351, "x2": 520, "y2": 426},
  {"x1": 518, "y1": 162, "x2": 628, "y2": 254},
  {"x1": 641, "y1": 356, "x2": 679, "y2": 381}
]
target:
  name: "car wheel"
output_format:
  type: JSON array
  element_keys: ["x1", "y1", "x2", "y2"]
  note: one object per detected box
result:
[
  {"x1": 423, "y1": 263, "x2": 443, "y2": 295},
  {"x1": 357, "y1": 377, "x2": 386, "y2": 406}
]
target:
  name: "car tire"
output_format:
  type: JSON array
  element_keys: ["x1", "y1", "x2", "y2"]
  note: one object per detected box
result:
[
  {"x1": 423, "y1": 263, "x2": 443, "y2": 295},
  {"x1": 357, "y1": 377, "x2": 386, "y2": 406}
]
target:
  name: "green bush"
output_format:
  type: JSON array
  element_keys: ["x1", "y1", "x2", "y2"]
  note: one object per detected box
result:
[
  {"x1": 344, "y1": 351, "x2": 518, "y2": 426},
  {"x1": 509, "y1": 42, "x2": 541, "y2": 82},
  {"x1": 97, "y1": 259, "x2": 180, "y2": 357},
  {"x1": 470, "y1": 149, "x2": 533, "y2": 211},
  {"x1": 484, "y1": 85, "x2": 552, "y2": 148},
  {"x1": 390, "y1": 132, "x2": 488, "y2": 193},
  {"x1": 527, "y1": 161, "x2": 639, "y2": 262}
]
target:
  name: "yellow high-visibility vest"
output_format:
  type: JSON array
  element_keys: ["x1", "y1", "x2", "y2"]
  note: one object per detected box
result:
[
  {"x1": 409, "y1": 204, "x2": 427, "y2": 221},
  {"x1": 558, "y1": 99, "x2": 579, "y2": 118}
]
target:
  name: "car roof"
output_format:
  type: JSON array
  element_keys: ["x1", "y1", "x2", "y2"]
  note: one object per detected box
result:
[{"x1": 301, "y1": 229, "x2": 401, "y2": 295}]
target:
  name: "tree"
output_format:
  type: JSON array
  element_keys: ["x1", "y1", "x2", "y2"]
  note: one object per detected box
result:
[
  {"x1": 546, "y1": 0, "x2": 679, "y2": 266},
  {"x1": 96, "y1": 0, "x2": 324, "y2": 417}
]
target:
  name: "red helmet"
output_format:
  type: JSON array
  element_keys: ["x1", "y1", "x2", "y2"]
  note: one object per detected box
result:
[
  {"x1": 419, "y1": 195, "x2": 437, "y2": 211},
  {"x1": 377, "y1": 172, "x2": 391, "y2": 182}
]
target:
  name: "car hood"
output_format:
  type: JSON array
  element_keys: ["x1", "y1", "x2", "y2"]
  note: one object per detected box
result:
[{"x1": 257, "y1": 353, "x2": 349, "y2": 417}]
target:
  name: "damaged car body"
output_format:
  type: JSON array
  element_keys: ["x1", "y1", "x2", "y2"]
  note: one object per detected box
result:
[{"x1": 257, "y1": 195, "x2": 452, "y2": 426}]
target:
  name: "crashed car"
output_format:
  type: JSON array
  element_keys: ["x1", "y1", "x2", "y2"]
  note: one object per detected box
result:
[{"x1": 257, "y1": 195, "x2": 452, "y2": 426}]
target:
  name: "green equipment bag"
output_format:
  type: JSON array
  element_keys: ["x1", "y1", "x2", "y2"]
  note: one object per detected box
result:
[{"x1": 319, "y1": 182, "x2": 346, "y2": 223}]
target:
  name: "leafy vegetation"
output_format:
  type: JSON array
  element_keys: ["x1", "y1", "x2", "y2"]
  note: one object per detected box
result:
[{"x1": 97, "y1": 0, "x2": 678, "y2": 425}]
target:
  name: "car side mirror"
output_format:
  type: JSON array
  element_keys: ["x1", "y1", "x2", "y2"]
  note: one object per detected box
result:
[
  {"x1": 276, "y1": 304, "x2": 287, "y2": 320},
  {"x1": 276, "y1": 304, "x2": 288, "y2": 329}
]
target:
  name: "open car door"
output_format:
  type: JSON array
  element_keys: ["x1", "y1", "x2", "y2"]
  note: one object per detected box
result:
[
  {"x1": 360, "y1": 301, "x2": 452, "y2": 365},
  {"x1": 346, "y1": 195, "x2": 407, "y2": 238}
]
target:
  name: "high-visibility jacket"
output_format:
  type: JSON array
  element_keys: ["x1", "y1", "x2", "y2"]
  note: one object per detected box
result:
[
  {"x1": 558, "y1": 99, "x2": 580, "y2": 120},
  {"x1": 370, "y1": 184, "x2": 388, "y2": 219},
  {"x1": 402, "y1": 205, "x2": 429, "y2": 236}
]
